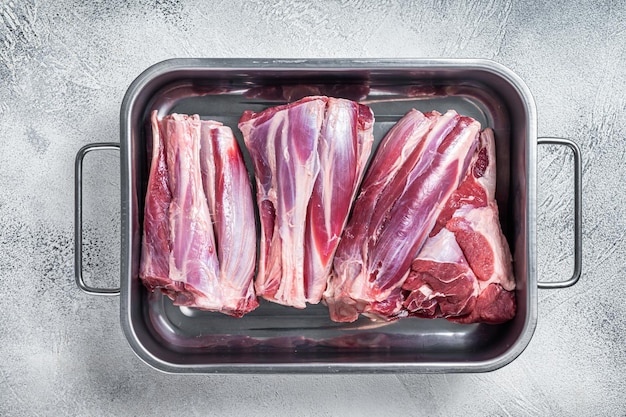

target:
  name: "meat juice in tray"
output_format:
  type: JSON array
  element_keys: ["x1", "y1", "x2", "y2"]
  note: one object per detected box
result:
[{"x1": 140, "y1": 95, "x2": 515, "y2": 326}]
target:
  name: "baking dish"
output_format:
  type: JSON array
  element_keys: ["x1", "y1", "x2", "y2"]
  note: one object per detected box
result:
[{"x1": 74, "y1": 58, "x2": 582, "y2": 373}]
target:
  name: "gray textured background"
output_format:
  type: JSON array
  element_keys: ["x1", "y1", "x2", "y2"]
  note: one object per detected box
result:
[{"x1": 1, "y1": 0, "x2": 625, "y2": 415}]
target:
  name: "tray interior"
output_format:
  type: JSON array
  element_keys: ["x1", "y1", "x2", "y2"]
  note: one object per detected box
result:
[{"x1": 122, "y1": 62, "x2": 533, "y2": 372}]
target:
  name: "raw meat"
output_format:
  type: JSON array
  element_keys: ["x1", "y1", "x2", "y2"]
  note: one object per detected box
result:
[
  {"x1": 164, "y1": 113, "x2": 221, "y2": 310},
  {"x1": 325, "y1": 109, "x2": 480, "y2": 323},
  {"x1": 199, "y1": 121, "x2": 258, "y2": 315},
  {"x1": 447, "y1": 283, "x2": 515, "y2": 324},
  {"x1": 305, "y1": 98, "x2": 374, "y2": 303},
  {"x1": 447, "y1": 204, "x2": 514, "y2": 290},
  {"x1": 239, "y1": 96, "x2": 374, "y2": 308},
  {"x1": 403, "y1": 228, "x2": 479, "y2": 319},
  {"x1": 245, "y1": 84, "x2": 370, "y2": 102},
  {"x1": 139, "y1": 111, "x2": 258, "y2": 317},
  {"x1": 239, "y1": 97, "x2": 322, "y2": 309},
  {"x1": 139, "y1": 111, "x2": 171, "y2": 288},
  {"x1": 402, "y1": 128, "x2": 516, "y2": 324}
]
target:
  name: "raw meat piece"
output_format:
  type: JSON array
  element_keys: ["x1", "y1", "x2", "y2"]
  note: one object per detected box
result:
[
  {"x1": 245, "y1": 84, "x2": 370, "y2": 102},
  {"x1": 199, "y1": 121, "x2": 258, "y2": 315},
  {"x1": 325, "y1": 109, "x2": 480, "y2": 322},
  {"x1": 239, "y1": 97, "x2": 323, "y2": 308},
  {"x1": 447, "y1": 204, "x2": 515, "y2": 290},
  {"x1": 163, "y1": 113, "x2": 222, "y2": 310},
  {"x1": 447, "y1": 283, "x2": 515, "y2": 324},
  {"x1": 305, "y1": 98, "x2": 374, "y2": 303},
  {"x1": 403, "y1": 228, "x2": 479, "y2": 318},
  {"x1": 239, "y1": 96, "x2": 374, "y2": 308},
  {"x1": 139, "y1": 111, "x2": 258, "y2": 317},
  {"x1": 403, "y1": 128, "x2": 515, "y2": 324},
  {"x1": 430, "y1": 128, "x2": 495, "y2": 237},
  {"x1": 139, "y1": 111, "x2": 172, "y2": 288}
]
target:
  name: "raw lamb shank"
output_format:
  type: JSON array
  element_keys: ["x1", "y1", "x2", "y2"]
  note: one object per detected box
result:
[
  {"x1": 140, "y1": 111, "x2": 258, "y2": 317},
  {"x1": 239, "y1": 96, "x2": 374, "y2": 308},
  {"x1": 403, "y1": 128, "x2": 516, "y2": 324}
]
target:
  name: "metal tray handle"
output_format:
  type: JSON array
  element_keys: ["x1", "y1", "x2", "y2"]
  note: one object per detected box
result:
[
  {"x1": 537, "y1": 137, "x2": 582, "y2": 289},
  {"x1": 74, "y1": 142, "x2": 121, "y2": 296}
]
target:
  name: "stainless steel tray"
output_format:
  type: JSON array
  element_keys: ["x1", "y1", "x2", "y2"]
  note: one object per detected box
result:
[{"x1": 74, "y1": 58, "x2": 582, "y2": 373}]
